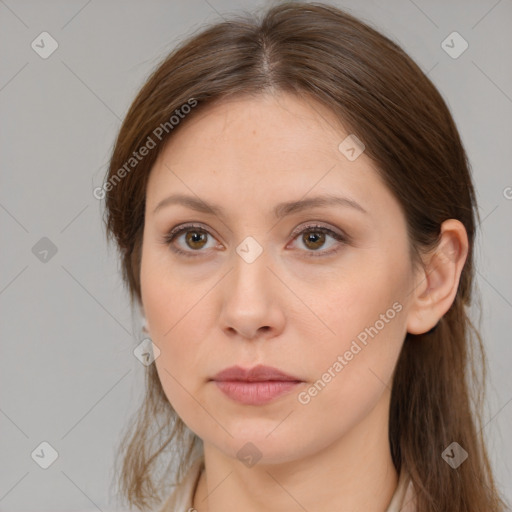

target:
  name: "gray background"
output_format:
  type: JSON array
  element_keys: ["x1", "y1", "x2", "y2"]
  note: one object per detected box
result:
[{"x1": 1, "y1": 0, "x2": 511, "y2": 511}]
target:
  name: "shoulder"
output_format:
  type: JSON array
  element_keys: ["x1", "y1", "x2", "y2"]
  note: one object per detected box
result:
[{"x1": 156, "y1": 455, "x2": 204, "y2": 512}]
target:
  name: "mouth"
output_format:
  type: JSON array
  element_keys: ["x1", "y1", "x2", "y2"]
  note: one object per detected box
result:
[{"x1": 210, "y1": 365, "x2": 303, "y2": 405}]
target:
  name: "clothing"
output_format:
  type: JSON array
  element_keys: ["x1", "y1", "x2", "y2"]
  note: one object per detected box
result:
[{"x1": 157, "y1": 455, "x2": 417, "y2": 511}]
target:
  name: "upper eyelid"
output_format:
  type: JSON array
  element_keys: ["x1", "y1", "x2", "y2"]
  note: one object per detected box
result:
[
  {"x1": 167, "y1": 221, "x2": 343, "y2": 237},
  {"x1": 289, "y1": 222, "x2": 345, "y2": 239}
]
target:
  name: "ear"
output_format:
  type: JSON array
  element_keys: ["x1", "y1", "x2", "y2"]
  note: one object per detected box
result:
[{"x1": 406, "y1": 219, "x2": 469, "y2": 335}]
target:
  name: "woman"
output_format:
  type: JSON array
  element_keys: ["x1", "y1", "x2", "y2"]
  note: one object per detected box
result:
[{"x1": 105, "y1": 2, "x2": 508, "y2": 511}]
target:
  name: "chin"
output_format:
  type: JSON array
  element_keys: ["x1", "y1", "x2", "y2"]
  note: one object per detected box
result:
[{"x1": 203, "y1": 427, "x2": 313, "y2": 466}]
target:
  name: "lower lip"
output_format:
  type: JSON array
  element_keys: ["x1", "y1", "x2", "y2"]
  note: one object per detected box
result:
[{"x1": 213, "y1": 380, "x2": 301, "y2": 405}]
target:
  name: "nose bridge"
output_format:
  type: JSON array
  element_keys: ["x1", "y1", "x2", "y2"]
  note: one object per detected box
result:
[
  {"x1": 218, "y1": 235, "x2": 284, "y2": 339},
  {"x1": 230, "y1": 234, "x2": 273, "y2": 296}
]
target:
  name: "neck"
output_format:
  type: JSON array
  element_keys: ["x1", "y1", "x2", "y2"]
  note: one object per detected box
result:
[{"x1": 193, "y1": 388, "x2": 398, "y2": 511}]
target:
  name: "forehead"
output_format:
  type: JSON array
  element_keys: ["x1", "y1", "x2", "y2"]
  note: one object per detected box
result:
[
  {"x1": 168, "y1": 92, "x2": 347, "y2": 152},
  {"x1": 145, "y1": 92, "x2": 396, "y2": 224}
]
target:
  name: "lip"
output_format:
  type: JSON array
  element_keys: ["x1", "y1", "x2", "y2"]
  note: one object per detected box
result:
[
  {"x1": 211, "y1": 365, "x2": 303, "y2": 405},
  {"x1": 212, "y1": 364, "x2": 301, "y2": 382}
]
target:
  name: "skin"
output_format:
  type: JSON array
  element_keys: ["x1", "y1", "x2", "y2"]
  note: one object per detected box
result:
[{"x1": 140, "y1": 92, "x2": 468, "y2": 511}]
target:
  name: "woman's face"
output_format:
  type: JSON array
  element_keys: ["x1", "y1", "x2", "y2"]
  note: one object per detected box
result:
[{"x1": 140, "y1": 92, "x2": 419, "y2": 463}]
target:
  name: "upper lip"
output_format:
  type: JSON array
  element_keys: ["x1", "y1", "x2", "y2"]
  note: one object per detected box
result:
[{"x1": 211, "y1": 364, "x2": 302, "y2": 382}]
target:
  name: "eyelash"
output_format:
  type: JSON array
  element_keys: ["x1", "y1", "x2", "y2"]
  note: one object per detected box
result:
[{"x1": 162, "y1": 222, "x2": 348, "y2": 259}]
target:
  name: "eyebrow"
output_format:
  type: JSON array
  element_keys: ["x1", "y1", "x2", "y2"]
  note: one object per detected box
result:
[{"x1": 152, "y1": 193, "x2": 368, "y2": 218}]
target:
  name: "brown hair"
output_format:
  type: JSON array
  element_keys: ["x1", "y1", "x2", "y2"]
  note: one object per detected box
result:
[{"x1": 104, "y1": 3, "x2": 508, "y2": 511}]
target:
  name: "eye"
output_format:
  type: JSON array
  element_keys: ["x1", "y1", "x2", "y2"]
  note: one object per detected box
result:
[
  {"x1": 163, "y1": 223, "x2": 217, "y2": 258},
  {"x1": 288, "y1": 223, "x2": 347, "y2": 258},
  {"x1": 162, "y1": 222, "x2": 347, "y2": 258}
]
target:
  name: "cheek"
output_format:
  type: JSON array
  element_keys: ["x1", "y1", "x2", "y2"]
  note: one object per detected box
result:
[
  {"x1": 141, "y1": 270, "x2": 204, "y2": 371},
  {"x1": 302, "y1": 260, "x2": 408, "y2": 403},
  {"x1": 140, "y1": 238, "x2": 196, "y2": 340},
  {"x1": 143, "y1": 271, "x2": 211, "y2": 430},
  {"x1": 140, "y1": 247, "x2": 204, "y2": 399}
]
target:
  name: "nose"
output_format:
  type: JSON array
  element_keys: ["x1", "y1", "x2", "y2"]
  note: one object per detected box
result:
[{"x1": 218, "y1": 247, "x2": 286, "y2": 341}]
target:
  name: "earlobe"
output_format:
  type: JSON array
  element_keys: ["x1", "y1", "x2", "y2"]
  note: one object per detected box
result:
[
  {"x1": 140, "y1": 307, "x2": 149, "y2": 334},
  {"x1": 142, "y1": 317, "x2": 149, "y2": 334},
  {"x1": 406, "y1": 219, "x2": 469, "y2": 335}
]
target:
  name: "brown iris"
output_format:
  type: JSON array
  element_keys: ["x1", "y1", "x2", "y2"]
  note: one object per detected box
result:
[
  {"x1": 302, "y1": 230, "x2": 326, "y2": 250},
  {"x1": 185, "y1": 230, "x2": 208, "y2": 250}
]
